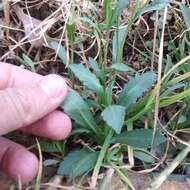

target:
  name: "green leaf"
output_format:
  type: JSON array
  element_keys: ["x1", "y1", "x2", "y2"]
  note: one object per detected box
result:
[
  {"x1": 43, "y1": 159, "x2": 59, "y2": 167},
  {"x1": 112, "y1": 26, "x2": 128, "y2": 64},
  {"x1": 118, "y1": 72, "x2": 156, "y2": 109},
  {"x1": 103, "y1": 0, "x2": 113, "y2": 27},
  {"x1": 160, "y1": 83, "x2": 185, "y2": 98},
  {"x1": 160, "y1": 88, "x2": 190, "y2": 107},
  {"x1": 86, "y1": 99, "x2": 102, "y2": 110},
  {"x1": 180, "y1": 4, "x2": 190, "y2": 29},
  {"x1": 40, "y1": 140, "x2": 65, "y2": 153},
  {"x1": 164, "y1": 55, "x2": 173, "y2": 74},
  {"x1": 88, "y1": 57, "x2": 100, "y2": 72},
  {"x1": 134, "y1": 149, "x2": 155, "y2": 163},
  {"x1": 50, "y1": 41, "x2": 67, "y2": 64},
  {"x1": 69, "y1": 64, "x2": 104, "y2": 95},
  {"x1": 70, "y1": 128, "x2": 91, "y2": 136},
  {"x1": 111, "y1": 0, "x2": 129, "y2": 26},
  {"x1": 62, "y1": 90, "x2": 97, "y2": 132},
  {"x1": 105, "y1": 80, "x2": 115, "y2": 106},
  {"x1": 141, "y1": 0, "x2": 169, "y2": 15},
  {"x1": 88, "y1": 57, "x2": 106, "y2": 82},
  {"x1": 112, "y1": 129, "x2": 166, "y2": 148},
  {"x1": 101, "y1": 105, "x2": 126, "y2": 134},
  {"x1": 111, "y1": 63, "x2": 136, "y2": 73},
  {"x1": 57, "y1": 149, "x2": 99, "y2": 178},
  {"x1": 22, "y1": 54, "x2": 36, "y2": 72},
  {"x1": 80, "y1": 16, "x2": 101, "y2": 34},
  {"x1": 67, "y1": 23, "x2": 76, "y2": 42}
]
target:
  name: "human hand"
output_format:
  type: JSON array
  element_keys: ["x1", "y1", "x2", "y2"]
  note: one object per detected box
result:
[{"x1": 0, "y1": 63, "x2": 71, "y2": 183}]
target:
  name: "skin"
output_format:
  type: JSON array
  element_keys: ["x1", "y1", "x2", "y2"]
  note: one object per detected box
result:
[{"x1": 0, "y1": 63, "x2": 72, "y2": 184}]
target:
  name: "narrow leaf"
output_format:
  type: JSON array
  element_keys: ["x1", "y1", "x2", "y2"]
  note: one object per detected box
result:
[
  {"x1": 134, "y1": 149, "x2": 155, "y2": 163},
  {"x1": 112, "y1": 26, "x2": 128, "y2": 64},
  {"x1": 118, "y1": 72, "x2": 156, "y2": 109},
  {"x1": 180, "y1": 4, "x2": 190, "y2": 29},
  {"x1": 67, "y1": 23, "x2": 76, "y2": 42},
  {"x1": 80, "y1": 17, "x2": 101, "y2": 34},
  {"x1": 111, "y1": 63, "x2": 136, "y2": 73},
  {"x1": 88, "y1": 57, "x2": 100, "y2": 72},
  {"x1": 22, "y1": 54, "x2": 36, "y2": 72},
  {"x1": 69, "y1": 64, "x2": 104, "y2": 95},
  {"x1": 141, "y1": 0, "x2": 169, "y2": 15},
  {"x1": 111, "y1": 0, "x2": 129, "y2": 26},
  {"x1": 160, "y1": 88, "x2": 190, "y2": 107},
  {"x1": 40, "y1": 140, "x2": 65, "y2": 153},
  {"x1": 103, "y1": 0, "x2": 113, "y2": 27},
  {"x1": 101, "y1": 105, "x2": 126, "y2": 134},
  {"x1": 43, "y1": 159, "x2": 59, "y2": 167},
  {"x1": 88, "y1": 57, "x2": 106, "y2": 82},
  {"x1": 105, "y1": 80, "x2": 115, "y2": 106},
  {"x1": 57, "y1": 149, "x2": 99, "y2": 178},
  {"x1": 51, "y1": 41, "x2": 67, "y2": 64},
  {"x1": 112, "y1": 129, "x2": 166, "y2": 148}
]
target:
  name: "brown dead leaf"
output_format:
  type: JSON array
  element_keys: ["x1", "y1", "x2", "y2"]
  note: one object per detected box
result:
[{"x1": 12, "y1": 4, "x2": 53, "y2": 47}]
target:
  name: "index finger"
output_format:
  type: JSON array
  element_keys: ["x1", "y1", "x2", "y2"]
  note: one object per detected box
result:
[{"x1": 0, "y1": 62, "x2": 42, "y2": 89}]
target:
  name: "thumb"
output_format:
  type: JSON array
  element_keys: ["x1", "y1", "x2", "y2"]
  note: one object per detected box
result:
[{"x1": 0, "y1": 74, "x2": 68, "y2": 135}]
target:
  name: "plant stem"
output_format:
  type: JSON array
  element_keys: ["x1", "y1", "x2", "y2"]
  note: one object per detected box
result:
[
  {"x1": 127, "y1": 122, "x2": 134, "y2": 167},
  {"x1": 91, "y1": 129, "x2": 114, "y2": 189},
  {"x1": 103, "y1": 30, "x2": 110, "y2": 70},
  {"x1": 152, "y1": 5, "x2": 168, "y2": 149},
  {"x1": 35, "y1": 139, "x2": 43, "y2": 190},
  {"x1": 110, "y1": 162, "x2": 136, "y2": 190}
]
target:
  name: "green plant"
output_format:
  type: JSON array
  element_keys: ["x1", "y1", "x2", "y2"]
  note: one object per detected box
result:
[
  {"x1": 45, "y1": 1, "x2": 190, "y2": 186},
  {"x1": 56, "y1": 57, "x2": 168, "y2": 183},
  {"x1": 15, "y1": 0, "x2": 190, "y2": 188}
]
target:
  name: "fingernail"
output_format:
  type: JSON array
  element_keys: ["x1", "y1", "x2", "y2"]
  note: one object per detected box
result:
[{"x1": 40, "y1": 75, "x2": 66, "y2": 98}]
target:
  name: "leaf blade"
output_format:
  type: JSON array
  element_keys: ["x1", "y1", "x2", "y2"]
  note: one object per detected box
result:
[
  {"x1": 111, "y1": 0, "x2": 130, "y2": 26},
  {"x1": 101, "y1": 105, "x2": 126, "y2": 134},
  {"x1": 51, "y1": 41, "x2": 67, "y2": 64},
  {"x1": 57, "y1": 149, "x2": 98, "y2": 178},
  {"x1": 69, "y1": 64, "x2": 104, "y2": 95},
  {"x1": 111, "y1": 63, "x2": 136, "y2": 73},
  {"x1": 118, "y1": 72, "x2": 157, "y2": 109},
  {"x1": 62, "y1": 90, "x2": 97, "y2": 132},
  {"x1": 112, "y1": 129, "x2": 166, "y2": 148},
  {"x1": 112, "y1": 26, "x2": 128, "y2": 64},
  {"x1": 180, "y1": 4, "x2": 190, "y2": 29}
]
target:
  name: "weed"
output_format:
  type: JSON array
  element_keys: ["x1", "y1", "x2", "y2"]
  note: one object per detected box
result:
[{"x1": 2, "y1": 0, "x2": 190, "y2": 189}]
